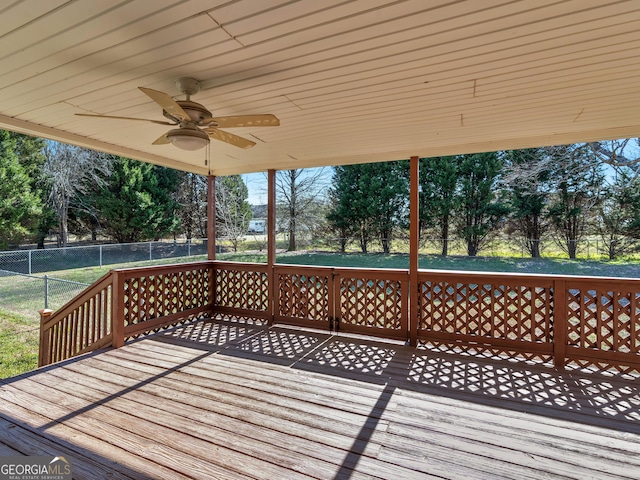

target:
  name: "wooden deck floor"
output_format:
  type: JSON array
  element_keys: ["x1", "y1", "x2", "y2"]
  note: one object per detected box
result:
[{"x1": 1, "y1": 317, "x2": 639, "y2": 479}]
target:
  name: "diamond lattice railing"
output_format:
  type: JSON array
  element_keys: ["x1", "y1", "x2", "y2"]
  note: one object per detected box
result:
[
  {"x1": 418, "y1": 275, "x2": 553, "y2": 345},
  {"x1": 215, "y1": 266, "x2": 269, "y2": 313},
  {"x1": 278, "y1": 273, "x2": 329, "y2": 322},
  {"x1": 339, "y1": 276, "x2": 404, "y2": 330}
]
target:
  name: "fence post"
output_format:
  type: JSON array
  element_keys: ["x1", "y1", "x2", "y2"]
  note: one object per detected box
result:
[
  {"x1": 99, "y1": 245, "x2": 103, "y2": 268},
  {"x1": 553, "y1": 278, "x2": 567, "y2": 370},
  {"x1": 187, "y1": 239, "x2": 191, "y2": 257},
  {"x1": 38, "y1": 309, "x2": 53, "y2": 367},
  {"x1": 28, "y1": 250, "x2": 32, "y2": 275},
  {"x1": 149, "y1": 241, "x2": 153, "y2": 261},
  {"x1": 44, "y1": 275, "x2": 49, "y2": 309}
]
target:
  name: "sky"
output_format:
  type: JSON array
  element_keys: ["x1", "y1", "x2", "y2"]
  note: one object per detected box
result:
[
  {"x1": 241, "y1": 172, "x2": 269, "y2": 205},
  {"x1": 241, "y1": 139, "x2": 640, "y2": 204},
  {"x1": 242, "y1": 167, "x2": 333, "y2": 205}
]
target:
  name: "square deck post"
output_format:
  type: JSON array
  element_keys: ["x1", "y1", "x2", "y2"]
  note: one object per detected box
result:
[
  {"x1": 207, "y1": 175, "x2": 216, "y2": 261},
  {"x1": 38, "y1": 308, "x2": 53, "y2": 367},
  {"x1": 112, "y1": 270, "x2": 125, "y2": 348},
  {"x1": 409, "y1": 156, "x2": 419, "y2": 346},
  {"x1": 268, "y1": 169, "x2": 276, "y2": 324}
]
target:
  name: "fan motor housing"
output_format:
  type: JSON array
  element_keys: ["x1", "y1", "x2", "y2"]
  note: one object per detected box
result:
[{"x1": 163, "y1": 100, "x2": 211, "y2": 124}]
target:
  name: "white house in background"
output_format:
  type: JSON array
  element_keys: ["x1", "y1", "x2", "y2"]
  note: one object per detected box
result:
[{"x1": 248, "y1": 219, "x2": 266, "y2": 234}]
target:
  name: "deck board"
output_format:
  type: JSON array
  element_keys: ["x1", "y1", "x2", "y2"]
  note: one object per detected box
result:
[{"x1": 1, "y1": 317, "x2": 639, "y2": 479}]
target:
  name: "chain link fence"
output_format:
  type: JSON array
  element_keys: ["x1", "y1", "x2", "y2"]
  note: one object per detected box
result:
[
  {"x1": 321, "y1": 235, "x2": 635, "y2": 260},
  {"x1": 0, "y1": 270, "x2": 90, "y2": 319},
  {"x1": 0, "y1": 239, "x2": 212, "y2": 320},
  {"x1": 0, "y1": 239, "x2": 209, "y2": 274}
]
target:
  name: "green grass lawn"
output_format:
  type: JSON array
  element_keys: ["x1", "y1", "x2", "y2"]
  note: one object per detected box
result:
[
  {"x1": 0, "y1": 308, "x2": 39, "y2": 379},
  {"x1": 34, "y1": 249, "x2": 640, "y2": 284},
  {"x1": 257, "y1": 250, "x2": 640, "y2": 278},
  {"x1": 2, "y1": 249, "x2": 640, "y2": 379}
]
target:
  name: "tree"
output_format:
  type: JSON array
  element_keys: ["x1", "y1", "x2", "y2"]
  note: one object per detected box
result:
[
  {"x1": 365, "y1": 161, "x2": 408, "y2": 254},
  {"x1": 327, "y1": 162, "x2": 408, "y2": 254},
  {"x1": 13, "y1": 133, "x2": 47, "y2": 180},
  {"x1": 502, "y1": 148, "x2": 552, "y2": 257},
  {"x1": 326, "y1": 184, "x2": 353, "y2": 253},
  {"x1": 586, "y1": 140, "x2": 640, "y2": 259},
  {"x1": 594, "y1": 167, "x2": 640, "y2": 259},
  {"x1": 327, "y1": 165, "x2": 365, "y2": 253},
  {"x1": 276, "y1": 168, "x2": 328, "y2": 251},
  {"x1": 43, "y1": 142, "x2": 112, "y2": 247},
  {"x1": 327, "y1": 164, "x2": 375, "y2": 253},
  {"x1": 95, "y1": 158, "x2": 179, "y2": 243},
  {"x1": 589, "y1": 138, "x2": 640, "y2": 169},
  {"x1": 2, "y1": 130, "x2": 52, "y2": 248},
  {"x1": 0, "y1": 130, "x2": 43, "y2": 249},
  {"x1": 419, "y1": 156, "x2": 459, "y2": 255},
  {"x1": 455, "y1": 152, "x2": 507, "y2": 256},
  {"x1": 216, "y1": 175, "x2": 252, "y2": 252},
  {"x1": 547, "y1": 144, "x2": 603, "y2": 259},
  {"x1": 175, "y1": 172, "x2": 207, "y2": 241},
  {"x1": 150, "y1": 166, "x2": 181, "y2": 240}
]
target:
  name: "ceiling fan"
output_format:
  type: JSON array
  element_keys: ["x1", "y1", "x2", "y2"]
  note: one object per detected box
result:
[{"x1": 76, "y1": 77, "x2": 279, "y2": 151}]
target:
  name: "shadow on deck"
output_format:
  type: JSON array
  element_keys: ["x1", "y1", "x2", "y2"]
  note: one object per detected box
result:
[
  {"x1": 161, "y1": 316, "x2": 640, "y2": 434},
  {"x1": 1, "y1": 315, "x2": 639, "y2": 479}
]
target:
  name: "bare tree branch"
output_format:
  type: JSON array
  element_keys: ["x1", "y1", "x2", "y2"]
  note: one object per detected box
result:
[
  {"x1": 588, "y1": 139, "x2": 640, "y2": 168},
  {"x1": 275, "y1": 168, "x2": 329, "y2": 251},
  {"x1": 215, "y1": 176, "x2": 251, "y2": 252},
  {"x1": 43, "y1": 143, "x2": 112, "y2": 247}
]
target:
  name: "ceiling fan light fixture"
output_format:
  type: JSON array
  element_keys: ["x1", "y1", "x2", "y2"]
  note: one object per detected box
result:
[
  {"x1": 81, "y1": 81, "x2": 278, "y2": 150},
  {"x1": 166, "y1": 128, "x2": 210, "y2": 150}
]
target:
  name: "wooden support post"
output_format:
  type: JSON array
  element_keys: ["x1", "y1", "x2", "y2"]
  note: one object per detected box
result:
[
  {"x1": 409, "y1": 156, "x2": 419, "y2": 346},
  {"x1": 268, "y1": 169, "x2": 276, "y2": 325},
  {"x1": 207, "y1": 175, "x2": 217, "y2": 319},
  {"x1": 207, "y1": 175, "x2": 216, "y2": 260},
  {"x1": 553, "y1": 279, "x2": 567, "y2": 370},
  {"x1": 38, "y1": 309, "x2": 53, "y2": 367},
  {"x1": 112, "y1": 271, "x2": 125, "y2": 348}
]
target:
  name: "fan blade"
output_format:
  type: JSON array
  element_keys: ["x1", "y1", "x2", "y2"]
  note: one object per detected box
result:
[
  {"x1": 75, "y1": 113, "x2": 174, "y2": 125},
  {"x1": 202, "y1": 114, "x2": 279, "y2": 128},
  {"x1": 204, "y1": 128, "x2": 256, "y2": 149},
  {"x1": 152, "y1": 134, "x2": 170, "y2": 145},
  {"x1": 139, "y1": 87, "x2": 190, "y2": 122}
]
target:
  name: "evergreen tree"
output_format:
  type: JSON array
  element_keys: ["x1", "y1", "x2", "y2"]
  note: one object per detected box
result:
[
  {"x1": 95, "y1": 158, "x2": 179, "y2": 243},
  {"x1": 150, "y1": 165, "x2": 181, "y2": 240},
  {"x1": 327, "y1": 164, "x2": 374, "y2": 253},
  {"x1": 327, "y1": 161, "x2": 407, "y2": 254},
  {"x1": 326, "y1": 191, "x2": 351, "y2": 253},
  {"x1": 13, "y1": 133, "x2": 47, "y2": 185},
  {"x1": 455, "y1": 152, "x2": 507, "y2": 256},
  {"x1": 366, "y1": 161, "x2": 408, "y2": 254},
  {"x1": 0, "y1": 131, "x2": 42, "y2": 249},
  {"x1": 6, "y1": 131, "x2": 52, "y2": 248},
  {"x1": 418, "y1": 156, "x2": 458, "y2": 255},
  {"x1": 327, "y1": 166, "x2": 361, "y2": 252}
]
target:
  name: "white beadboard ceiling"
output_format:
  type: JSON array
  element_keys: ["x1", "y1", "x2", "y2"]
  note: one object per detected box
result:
[{"x1": 0, "y1": 0, "x2": 639, "y2": 175}]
